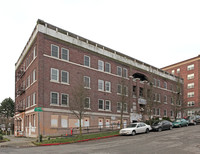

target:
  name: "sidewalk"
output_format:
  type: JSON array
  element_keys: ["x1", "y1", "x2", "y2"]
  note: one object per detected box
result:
[{"x1": 0, "y1": 135, "x2": 36, "y2": 148}]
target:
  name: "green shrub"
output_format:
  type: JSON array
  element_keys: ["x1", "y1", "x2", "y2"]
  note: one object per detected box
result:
[{"x1": 0, "y1": 134, "x2": 3, "y2": 140}]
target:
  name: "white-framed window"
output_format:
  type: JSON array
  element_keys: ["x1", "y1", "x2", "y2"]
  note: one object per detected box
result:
[
  {"x1": 98, "y1": 99, "x2": 104, "y2": 110},
  {"x1": 170, "y1": 110, "x2": 174, "y2": 117},
  {"x1": 164, "y1": 95, "x2": 167, "y2": 103},
  {"x1": 157, "y1": 80, "x2": 160, "y2": 87},
  {"x1": 98, "y1": 60, "x2": 104, "y2": 71},
  {"x1": 153, "y1": 78, "x2": 157, "y2": 86},
  {"x1": 187, "y1": 101, "x2": 195, "y2": 107},
  {"x1": 156, "y1": 108, "x2": 160, "y2": 116},
  {"x1": 84, "y1": 55, "x2": 90, "y2": 67},
  {"x1": 105, "y1": 62, "x2": 111, "y2": 73},
  {"x1": 33, "y1": 69, "x2": 36, "y2": 82},
  {"x1": 61, "y1": 116, "x2": 68, "y2": 128},
  {"x1": 117, "y1": 84, "x2": 122, "y2": 94},
  {"x1": 123, "y1": 86, "x2": 128, "y2": 96},
  {"x1": 33, "y1": 47, "x2": 37, "y2": 59},
  {"x1": 61, "y1": 70, "x2": 69, "y2": 84},
  {"x1": 157, "y1": 94, "x2": 160, "y2": 102},
  {"x1": 51, "y1": 44, "x2": 59, "y2": 58},
  {"x1": 84, "y1": 76, "x2": 90, "y2": 88},
  {"x1": 27, "y1": 96, "x2": 30, "y2": 107},
  {"x1": 164, "y1": 81, "x2": 167, "y2": 89},
  {"x1": 105, "y1": 81, "x2": 111, "y2": 92},
  {"x1": 187, "y1": 73, "x2": 194, "y2": 80},
  {"x1": 187, "y1": 64, "x2": 194, "y2": 71},
  {"x1": 117, "y1": 66, "x2": 122, "y2": 76},
  {"x1": 84, "y1": 97, "x2": 90, "y2": 109},
  {"x1": 164, "y1": 109, "x2": 167, "y2": 117},
  {"x1": 123, "y1": 103, "x2": 127, "y2": 112},
  {"x1": 61, "y1": 93, "x2": 68, "y2": 106},
  {"x1": 153, "y1": 93, "x2": 156, "y2": 102},
  {"x1": 51, "y1": 92, "x2": 59, "y2": 105},
  {"x1": 98, "y1": 80, "x2": 104, "y2": 91},
  {"x1": 33, "y1": 114, "x2": 36, "y2": 127},
  {"x1": 33, "y1": 92, "x2": 36, "y2": 105},
  {"x1": 61, "y1": 48, "x2": 69, "y2": 61},
  {"x1": 27, "y1": 75, "x2": 30, "y2": 88},
  {"x1": 117, "y1": 102, "x2": 121, "y2": 112},
  {"x1": 177, "y1": 68, "x2": 180, "y2": 74},
  {"x1": 187, "y1": 83, "x2": 194, "y2": 89},
  {"x1": 171, "y1": 97, "x2": 174, "y2": 104},
  {"x1": 171, "y1": 70, "x2": 175, "y2": 74},
  {"x1": 188, "y1": 110, "x2": 195, "y2": 116},
  {"x1": 105, "y1": 100, "x2": 111, "y2": 111},
  {"x1": 123, "y1": 68, "x2": 128, "y2": 78},
  {"x1": 51, "y1": 68, "x2": 59, "y2": 82},
  {"x1": 187, "y1": 92, "x2": 194, "y2": 98}
]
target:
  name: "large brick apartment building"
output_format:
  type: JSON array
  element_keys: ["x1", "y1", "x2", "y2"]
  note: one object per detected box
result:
[
  {"x1": 15, "y1": 19, "x2": 183, "y2": 137},
  {"x1": 162, "y1": 55, "x2": 200, "y2": 116}
]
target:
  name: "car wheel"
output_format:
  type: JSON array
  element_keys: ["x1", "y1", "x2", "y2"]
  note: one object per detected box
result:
[
  {"x1": 146, "y1": 129, "x2": 149, "y2": 134},
  {"x1": 158, "y1": 128, "x2": 162, "y2": 132},
  {"x1": 132, "y1": 131, "x2": 136, "y2": 136},
  {"x1": 169, "y1": 126, "x2": 172, "y2": 130}
]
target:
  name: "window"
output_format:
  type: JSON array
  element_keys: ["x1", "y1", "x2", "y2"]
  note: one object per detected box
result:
[
  {"x1": 61, "y1": 71, "x2": 69, "y2": 84},
  {"x1": 123, "y1": 68, "x2": 128, "y2": 78},
  {"x1": 139, "y1": 87, "x2": 143, "y2": 97},
  {"x1": 187, "y1": 64, "x2": 194, "y2": 70},
  {"x1": 105, "y1": 81, "x2": 111, "y2": 92},
  {"x1": 187, "y1": 92, "x2": 194, "y2": 98},
  {"x1": 117, "y1": 84, "x2": 122, "y2": 94},
  {"x1": 164, "y1": 109, "x2": 167, "y2": 117},
  {"x1": 51, "y1": 68, "x2": 59, "y2": 82},
  {"x1": 177, "y1": 68, "x2": 180, "y2": 74},
  {"x1": 117, "y1": 66, "x2": 122, "y2": 76},
  {"x1": 153, "y1": 78, "x2": 157, "y2": 86},
  {"x1": 105, "y1": 100, "x2": 111, "y2": 111},
  {"x1": 157, "y1": 94, "x2": 160, "y2": 102},
  {"x1": 51, "y1": 44, "x2": 59, "y2": 58},
  {"x1": 51, "y1": 92, "x2": 59, "y2": 105},
  {"x1": 98, "y1": 80, "x2": 104, "y2": 91},
  {"x1": 84, "y1": 55, "x2": 90, "y2": 67},
  {"x1": 153, "y1": 108, "x2": 156, "y2": 115},
  {"x1": 61, "y1": 48, "x2": 69, "y2": 61},
  {"x1": 33, "y1": 114, "x2": 36, "y2": 127},
  {"x1": 27, "y1": 96, "x2": 30, "y2": 107},
  {"x1": 84, "y1": 97, "x2": 90, "y2": 109},
  {"x1": 164, "y1": 81, "x2": 167, "y2": 89},
  {"x1": 61, "y1": 116, "x2": 68, "y2": 128},
  {"x1": 133, "y1": 86, "x2": 136, "y2": 96},
  {"x1": 123, "y1": 86, "x2": 128, "y2": 96},
  {"x1": 187, "y1": 73, "x2": 194, "y2": 80},
  {"x1": 171, "y1": 97, "x2": 174, "y2": 104},
  {"x1": 27, "y1": 75, "x2": 30, "y2": 88},
  {"x1": 153, "y1": 93, "x2": 156, "y2": 101},
  {"x1": 187, "y1": 101, "x2": 195, "y2": 107},
  {"x1": 117, "y1": 102, "x2": 121, "y2": 111},
  {"x1": 156, "y1": 108, "x2": 160, "y2": 116},
  {"x1": 123, "y1": 103, "x2": 127, "y2": 112},
  {"x1": 157, "y1": 80, "x2": 160, "y2": 87},
  {"x1": 33, "y1": 92, "x2": 36, "y2": 105},
  {"x1": 170, "y1": 110, "x2": 174, "y2": 117},
  {"x1": 61, "y1": 94, "x2": 68, "y2": 106},
  {"x1": 33, "y1": 69, "x2": 36, "y2": 82},
  {"x1": 105, "y1": 62, "x2": 111, "y2": 73},
  {"x1": 33, "y1": 47, "x2": 37, "y2": 59},
  {"x1": 98, "y1": 60, "x2": 104, "y2": 71},
  {"x1": 98, "y1": 99, "x2": 104, "y2": 110},
  {"x1": 188, "y1": 110, "x2": 195, "y2": 116},
  {"x1": 164, "y1": 95, "x2": 167, "y2": 103},
  {"x1": 187, "y1": 83, "x2": 194, "y2": 89},
  {"x1": 84, "y1": 76, "x2": 90, "y2": 88},
  {"x1": 171, "y1": 70, "x2": 175, "y2": 74}
]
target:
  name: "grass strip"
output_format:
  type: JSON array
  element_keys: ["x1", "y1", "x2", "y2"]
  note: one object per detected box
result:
[{"x1": 35, "y1": 131, "x2": 119, "y2": 145}]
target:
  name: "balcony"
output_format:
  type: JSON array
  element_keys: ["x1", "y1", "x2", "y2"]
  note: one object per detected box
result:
[
  {"x1": 17, "y1": 67, "x2": 25, "y2": 79},
  {"x1": 138, "y1": 98, "x2": 147, "y2": 105},
  {"x1": 16, "y1": 105, "x2": 25, "y2": 113},
  {"x1": 17, "y1": 86, "x2": 25, "y2": 95}
]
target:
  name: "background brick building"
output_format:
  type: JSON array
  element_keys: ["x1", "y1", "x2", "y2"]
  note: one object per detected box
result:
[
  {"x1": 15, "y1": 19, "x2": 183, "y2": 137},
  {"x1": 162, "y1": 55, "x2": 200, "y2": 117}
]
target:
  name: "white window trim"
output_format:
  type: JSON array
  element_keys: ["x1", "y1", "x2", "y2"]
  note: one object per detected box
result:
[
  {"x1": 105, "y1": 81, "x2": 111, "y2": 92},
  {"x1": 50, "y1": 92, "x2": 59, "y2": 105},
  {"x1": 123, "y1": 68, "x2": 128, "y2": 78},
  {"x1": 98, "y1": 60, "x2": 104, "y2": 71},
  {"x1": 84, "y1": 97, "x2": 90, "y2": 109},
  {"x1": 61, "y1": 93, "x2": 69, "y2": 107},
  {"x1": 98, "y1": 80, "x2": 104, "y2": 91},
  {"x1": 51, "y1": 44, "x2": 59, "y2": 58},
  {"x1": 61, "y1": 70, "x2": 69, "y2": 84},
  {"x1": 117, "y1": 84, "x2": 122, "y2": 95},
  {"x1": 187, "y1": 83, "x2": 194, "y2": 89},
  {"x1": 61, "y1": 47, "x2": 69, "y2": 61},
  {"x1": 98, "y1": 99, "x2": 104, "y2": 110},
  {"x1": 105, "y1": 62, "x2": 111, "y2": 73},
  {"x1": 105, "y1": 100, "x2": 111, "y2": 111},
  {"x1": 117, "y1": 66, "x2": 122, "y2": 76},
  {"x1": 84, "y1": 55, "x2": 90, "y2": 67},
  {"x1": 187, "y1": 64, "x2": 194, "y2": 71},
  {"x1": 84, "y1": 76, "x2": 90, "y2": 89},
  {"x1": 51, "y1": 68, "x2": 59, "y2": 82}
]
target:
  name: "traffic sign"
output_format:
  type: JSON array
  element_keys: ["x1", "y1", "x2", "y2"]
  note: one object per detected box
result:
[{"x1": 34, "y1": 107, "x2": 43, "y2": 112}]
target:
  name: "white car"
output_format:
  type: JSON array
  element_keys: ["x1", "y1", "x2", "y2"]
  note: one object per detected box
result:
[{"x1": 119, "y1": 122, "x2": 152, "y2": 136}]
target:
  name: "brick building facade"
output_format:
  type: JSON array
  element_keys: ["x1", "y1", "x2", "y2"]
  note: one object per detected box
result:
[
  {"x1": 162, "y1": 55, "x2": 200, "y2": 116},
  {"x1": 15, "y1": 20, "x2": 183, "y2": 137}
]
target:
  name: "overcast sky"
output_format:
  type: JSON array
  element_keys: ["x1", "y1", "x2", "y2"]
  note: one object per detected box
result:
[{"x1": 0, "y1": 0, "x2": 200, "y2": 103}]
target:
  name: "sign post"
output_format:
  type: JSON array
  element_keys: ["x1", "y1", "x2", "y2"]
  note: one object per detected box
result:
[{"x1": 34, "y1": 107, "x2": 43, "y2": 142}]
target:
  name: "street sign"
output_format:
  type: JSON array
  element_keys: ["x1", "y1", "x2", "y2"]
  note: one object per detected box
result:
[{"x1": 34, "y1": 107, "x2": 43, "y2": 112}]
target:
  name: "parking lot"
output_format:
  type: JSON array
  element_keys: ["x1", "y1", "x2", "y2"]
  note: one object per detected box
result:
[{"x1": 1, "y1": 125, "x2": 200, "y2": 154}]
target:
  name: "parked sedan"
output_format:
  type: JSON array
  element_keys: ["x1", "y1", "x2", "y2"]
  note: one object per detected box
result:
[
  {"x1": 151, "y1": 120, "x2": 172, "y2": 132},
  {"x1": 172, "y1": 119, "x2": 188, "y2": 128},
  {"x1": 119, "y1": 122, "x2": 152, "y2": 136}
]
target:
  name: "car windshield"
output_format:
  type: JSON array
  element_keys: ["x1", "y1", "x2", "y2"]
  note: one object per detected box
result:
[
  {"x1": 153, "y1": 121, "x2": 161, "y2": 125},
  {"x1": 127, "y1": 124, "x2": 137, "y2": 128},
  {"x1": 175, "y1": 120, "x2": 181, "y2": 122}
]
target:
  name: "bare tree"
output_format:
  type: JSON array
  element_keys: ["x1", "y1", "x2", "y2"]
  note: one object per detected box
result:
[{"x1": 69, "y1": 77, "x2": 88, "y2": 136}]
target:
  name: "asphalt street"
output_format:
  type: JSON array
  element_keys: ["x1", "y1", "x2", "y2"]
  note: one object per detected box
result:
[{"x1": 0, "y1": 125, "x2": 200, "y2": 154}]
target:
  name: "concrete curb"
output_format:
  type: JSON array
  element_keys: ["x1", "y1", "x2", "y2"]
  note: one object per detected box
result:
[{"x1": 39, "y1": 134, "x2": 119, "y2": 146}]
